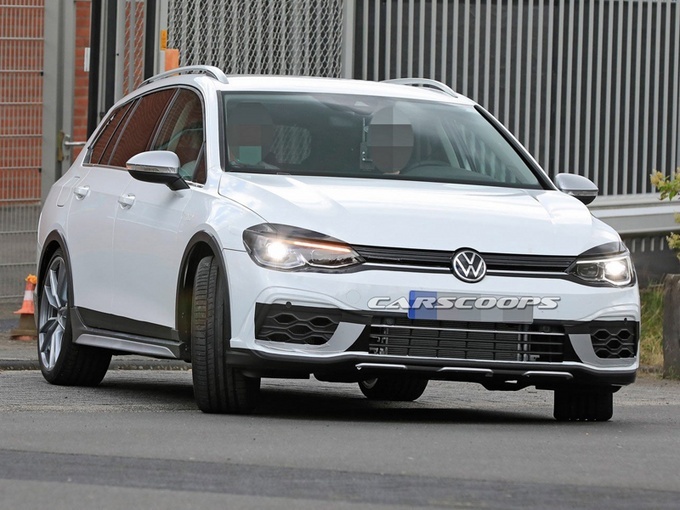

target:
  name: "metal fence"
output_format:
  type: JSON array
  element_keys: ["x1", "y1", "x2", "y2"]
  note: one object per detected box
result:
[
  {"x1": 165, "y1": 0, "x2": 680, "y2": 198},
  {"x1": 0, "y1": 0, "x2": 44, "y2": 301},
  {"x1": 121, "y1": 0, "x2": 147, "y2": 97},
  {"x1": 353, "y1": 0, "x2": 680, "y2": 196},
  {"x1": 167, "y1": 0, "x2": 345, "y2": 77}
]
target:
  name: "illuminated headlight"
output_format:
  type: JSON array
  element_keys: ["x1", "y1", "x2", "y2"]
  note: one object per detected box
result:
[
  {"x1": 243, "y1": 224, "x2": 364, "y2": 271},
  {"x1": 570, "y1": 253, "x2": 633, "y2": 286}
]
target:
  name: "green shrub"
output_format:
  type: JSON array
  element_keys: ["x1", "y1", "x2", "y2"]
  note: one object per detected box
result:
[{"x1": 640, "y1": 285, "x2": 663, "y2": 368}]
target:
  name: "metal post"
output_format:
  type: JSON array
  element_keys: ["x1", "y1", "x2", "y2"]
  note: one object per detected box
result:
[
  {"x1": 144, "y1": 0, "x2": 158, "y2": 79},
  {"x1": 41, "y1": 0, "x2": 75, "y2": 202},
  {"x1": 88, "y1": 0, "x2": 102, "y2": 137},
  {"x1": 101, "y1": 0, "x2": 118, "y2": 114},
  {"x1": 341, "y1": 0, "x2": 355, "y2": 78},
  {"x1": 114, "y1": 0, "x2": 126, "y2": 101}
]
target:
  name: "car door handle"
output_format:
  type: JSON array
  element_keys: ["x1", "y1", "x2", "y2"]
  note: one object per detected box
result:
[
  {"x1": 73, "y1": 185, "x2": 90, "y2": 199},
  {"x1": 118, "y1": 194, "x2": 136, "y2": 208}
]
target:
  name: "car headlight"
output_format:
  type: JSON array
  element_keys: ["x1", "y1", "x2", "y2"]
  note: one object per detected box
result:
[
  {"x1": 242, "y1": 224, "x2": 364, "y2": 271},
  {"x1": 569, "y1": 252, "x2": 633, "y2": 286}
]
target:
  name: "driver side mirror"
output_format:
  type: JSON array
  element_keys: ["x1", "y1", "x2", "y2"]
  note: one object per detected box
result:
[
  {"x1": 126, "y1": 151, "x2": 189, "y2": 191},
  {"x1": 554, "y1": 173, "x2": 598, "y2": 205}
]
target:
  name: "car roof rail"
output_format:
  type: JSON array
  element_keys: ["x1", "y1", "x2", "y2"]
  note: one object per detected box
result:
[
  {"x1": 381, "y1": 78, "x2": 458, "y2": 98},
  {"x1": 141, "y1": 65, "x2": 229, "y2": 86}
]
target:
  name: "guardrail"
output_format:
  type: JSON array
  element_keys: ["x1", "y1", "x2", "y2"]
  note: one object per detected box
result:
[{"x1": 589, "y1": 193, "x2": 680, "y2": 236}]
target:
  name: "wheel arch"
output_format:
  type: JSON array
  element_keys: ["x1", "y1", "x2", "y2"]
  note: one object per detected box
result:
[
  {"x1": 176, "y1": 231, "x2": 232, "y2": 358},
  {"x1": 36, "y1": 230, "x2": 73, "y2": 288},
  {"x1": 36, "y1": 230, "x2": 93, "y2": 355}
]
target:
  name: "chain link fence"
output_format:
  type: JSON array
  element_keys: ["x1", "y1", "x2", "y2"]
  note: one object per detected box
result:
[
  {"x1": 123, "y1": 0, "x2": 147, "y2": 96},
  {"x1": 167, "y1": 0, "x2": 344, "y2": 77}
]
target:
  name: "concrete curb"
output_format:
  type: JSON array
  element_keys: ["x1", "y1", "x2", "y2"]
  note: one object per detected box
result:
[
  {"x1": 1, "y1": 327, "x2": 190, "y2": 371},
  {"x1": 0, "y1": 359, "x2": 189, "y2": 371}
]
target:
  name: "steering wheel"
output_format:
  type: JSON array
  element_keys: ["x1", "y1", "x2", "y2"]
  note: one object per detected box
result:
[{"x1": 400, "y1": 160, "x2": 450, "y2": 175}]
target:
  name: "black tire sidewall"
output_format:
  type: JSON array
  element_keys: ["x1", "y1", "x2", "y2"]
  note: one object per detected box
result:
[{"x1": 191, "y1": 255, "x2": 260, "y2": 414}]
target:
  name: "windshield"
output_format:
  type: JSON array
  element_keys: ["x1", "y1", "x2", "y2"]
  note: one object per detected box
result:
[{"x1": 221, "y1": 92, "x2": 545, "y2": 189}]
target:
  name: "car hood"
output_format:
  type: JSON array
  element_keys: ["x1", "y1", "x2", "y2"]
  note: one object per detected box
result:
[{"x1": 219, "y1": 173, "x2": 619, "y2": 255}]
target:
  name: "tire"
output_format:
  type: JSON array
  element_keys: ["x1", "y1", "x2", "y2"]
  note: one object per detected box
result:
[
  {"x1": 358, "y1": 376, "x2": 428, "y2": 401},
  {"x1": 37, "y1": 249, "x2": 111, "y2": 386},
  {"x1": 553, "y1": 387, "x2": 614, "y2": 422},
  {"x1": 191, "y1": 255, "x2": 260, "y2": 414}
]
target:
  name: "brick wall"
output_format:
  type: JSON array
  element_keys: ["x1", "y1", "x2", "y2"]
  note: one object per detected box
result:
[
  {"x1": 0, "y1": 0, "x2": 44, "y2": 201},
  {"x1": 0, "y1": 1, "x2": 91, "y2": 201},
  {"x1": 72, "y1": 0, "x2": 91, "y2": 161}
]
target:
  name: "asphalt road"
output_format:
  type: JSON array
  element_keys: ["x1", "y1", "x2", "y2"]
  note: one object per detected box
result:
[{"x1": 0, "y1": 370, "x2": 679, "y2": 510}]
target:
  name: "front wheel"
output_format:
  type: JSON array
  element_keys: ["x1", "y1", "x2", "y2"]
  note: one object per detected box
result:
[
  {"x1": 191, "y1": 255, "x2": 260, "y2": 414},
  {"x1": 37, "y1": 249, "x2": 111, "y2": 386},
  {"x1": 359, "y1": 376, "x2": 428, "y2": 401},
  {"x1": 553, "y1": 387, "x2": 614, "y2": 422}
]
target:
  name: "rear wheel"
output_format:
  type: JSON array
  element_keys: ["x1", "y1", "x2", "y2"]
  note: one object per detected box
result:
[
  {"x1": 553, "y1": 387, "x2": 614, "y2": 422},
  {"x1": 37, "y1": 249, "x2": 111, "y2": 386},
  {"x1": 358, "y1": 376, "x2": 428, "y2": 401},
  {"x1": 191, "y1": 255, "x2": 260, "y2": 414}
]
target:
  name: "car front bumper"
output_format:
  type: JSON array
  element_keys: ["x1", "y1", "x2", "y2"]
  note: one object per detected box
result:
[{"x1": 224, "y1": 250, "x2": 640, "y2": 389}]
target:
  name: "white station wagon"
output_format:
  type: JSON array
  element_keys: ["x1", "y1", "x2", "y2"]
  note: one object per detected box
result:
[{"x1": 37, "y1": 66, "x2": 639, "y2": 420}]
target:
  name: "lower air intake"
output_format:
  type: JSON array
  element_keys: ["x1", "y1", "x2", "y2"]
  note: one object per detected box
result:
[
  {"x1": 254, "y1": 303, "x2": 342, "y2": 346},
  {"x1": 368, "y1": 316, "x2": 566, "y2": 362}
]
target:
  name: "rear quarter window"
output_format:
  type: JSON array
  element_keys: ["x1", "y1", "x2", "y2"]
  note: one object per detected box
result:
[
  {"x1": 89, "y1": 89, "x2": 176, "y2": 168},
  {"x1": 88, "y1": 101, "x2": 134, "y2": 165}
]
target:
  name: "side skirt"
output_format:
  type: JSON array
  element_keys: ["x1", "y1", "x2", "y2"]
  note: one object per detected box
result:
[{"x1": 71, "y1": 306, "x2": 186, "y2": 360}]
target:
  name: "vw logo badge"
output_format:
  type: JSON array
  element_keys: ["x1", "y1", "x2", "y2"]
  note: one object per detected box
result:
[{"x1": 451, "y1": 249, "x2": 487, "y2": 283}]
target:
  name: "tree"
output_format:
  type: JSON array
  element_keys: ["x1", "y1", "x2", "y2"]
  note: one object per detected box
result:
[{"x1": 651, "y1": 170, "x2": 680, "y2": 258}]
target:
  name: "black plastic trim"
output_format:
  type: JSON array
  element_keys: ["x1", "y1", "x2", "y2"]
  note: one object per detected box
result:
[
  {"x1": 225, "y1": 348, "x2": 637, "y2": 390},
  {"x1": 474, "y1": 104, "x2": 557, "y2": 191},
  {"x1": 353, "y1": 245, "x2": 574, "y2": 273},
  {"x1": 71, "y1": 307, "x2": 182, "y2": 359},
  {"x1": 176, "y1": 231, "x2": 231, "y2": 355},
  {"x1": 566, "y1": 319, "x2": 639, "y2": 359},
  {"x1": 77, "y1": 307, "x2": 179, "y2": 342},
  {"x1": 254, "y1": 303, "x2": 371, "y2": 345},
  {"x1": 576, "y1": 242, "x2": 629, "y2": 259},
  {"x1": 37, "y1": 231, "x2": 73, "y2": 316},
  {"x1": 242, "y1": 305, "x2": 638, "y2": 387}
]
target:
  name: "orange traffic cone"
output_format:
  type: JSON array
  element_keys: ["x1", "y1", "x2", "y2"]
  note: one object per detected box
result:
[{"x1": 10, "y1": 274, "x2": 38, "y2": 341}]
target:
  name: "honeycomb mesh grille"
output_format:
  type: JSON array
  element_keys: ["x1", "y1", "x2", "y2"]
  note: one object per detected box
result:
[
  {"x1": 255, "y1": 304, "x2": 341, "y2": 346},
  {"x1": 590, "y1": 323, "x2": 637, "y2": 359}
]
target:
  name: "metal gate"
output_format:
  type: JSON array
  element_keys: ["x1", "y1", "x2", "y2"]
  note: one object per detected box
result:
[
  {"x1": 0, "y1": 0, "x2": 44, "y2": 301},
  {"x1": 353, "y1": 0, "x2": 680, "y2": 197}
]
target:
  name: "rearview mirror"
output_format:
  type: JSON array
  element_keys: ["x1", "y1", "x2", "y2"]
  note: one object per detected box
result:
[
  {"x1": 126, "y1": 151, "x2": 189, "y2": 191},
  {"x1": 554, "y1": 173, "x2": 598, "y2": 205}
]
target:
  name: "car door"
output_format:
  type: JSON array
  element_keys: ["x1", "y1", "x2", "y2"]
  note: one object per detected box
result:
[
  {"x1": 66, "y1": 101, "x2": 135, "y2": 315},
  {"x1": 109, "y1": 88, "x2": 205, "y2": 330}
]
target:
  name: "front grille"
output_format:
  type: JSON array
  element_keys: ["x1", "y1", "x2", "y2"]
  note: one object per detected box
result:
[
  {"x1": 255, "y1": 304, "x2": 342, "y2": 346},
  {"x1": 590, "y1": 322, "x2": 638, "y2": 359},
  {"x1": 353, "y1": 245, "x2": 573, "y2": 273},
  {"x1": 368, "y1": 316, "x2": 566, "y2": 362}
]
